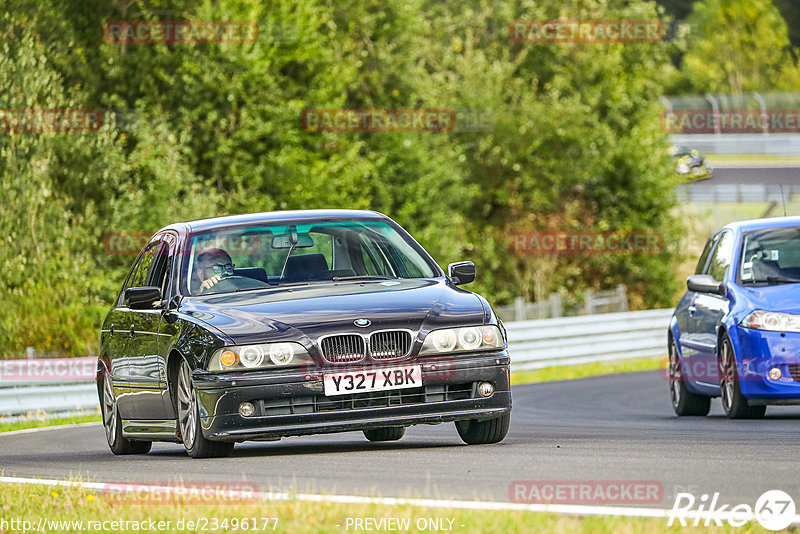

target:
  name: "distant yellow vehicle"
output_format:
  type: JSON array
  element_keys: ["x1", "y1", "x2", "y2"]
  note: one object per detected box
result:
[{"x1": 672, "y1": 148, "x2": 713, "y2": 181}]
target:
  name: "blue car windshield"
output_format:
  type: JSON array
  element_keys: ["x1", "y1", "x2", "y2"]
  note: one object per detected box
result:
[
  {"x1": 183, "y1": 219, "x2": 438, "y2": 295},
  {"x1": 740, "y1": 226, "x2": 800, "y2": 284}
]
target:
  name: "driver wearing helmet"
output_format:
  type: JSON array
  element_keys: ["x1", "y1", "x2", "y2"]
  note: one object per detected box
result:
[{"x1": 195, "y1": 248, "x2": 234, "y2": 293}]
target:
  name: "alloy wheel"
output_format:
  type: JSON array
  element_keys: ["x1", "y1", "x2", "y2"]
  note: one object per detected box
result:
[
  {"x1": 177, "y1": 362, "x2": 197, "y2": 450},
  {"x1": 102, "y1": 375, "x2": 117, "y2": 446},
  {"x1": 668, "y1": 340, "x2": 682, "y2": 409},
  {"x1": 719, "y1": 339, "x2": 735, "y2": 412}
]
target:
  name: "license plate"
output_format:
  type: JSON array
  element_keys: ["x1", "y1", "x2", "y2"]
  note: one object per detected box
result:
[{"x1": 323, "y1": 365, "x2": 422, "y2": 396}]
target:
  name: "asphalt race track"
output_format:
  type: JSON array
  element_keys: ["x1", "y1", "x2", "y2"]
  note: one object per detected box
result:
[
  {"x1": 706, "y1": 166, "x2": 800, "y2": 186},
  {"x1": 2, "y1": 371, "x2": 799, "y2": 510}
]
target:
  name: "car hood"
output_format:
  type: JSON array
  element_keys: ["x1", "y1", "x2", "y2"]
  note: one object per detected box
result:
[
  {"x1": 179, "y1": 279, "x2": 487, "y2": 345},
  {"x1": 735, "y1": 283, "x2": 800, "y2": 315}
]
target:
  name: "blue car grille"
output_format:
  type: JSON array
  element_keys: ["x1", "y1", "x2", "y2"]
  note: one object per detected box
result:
[{"x1": 787, "y1": 364, "x2": 800, "y2": 382}]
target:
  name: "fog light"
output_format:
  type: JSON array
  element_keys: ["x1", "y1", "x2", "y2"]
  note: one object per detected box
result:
[
  {"x1": 239, "y1": 402, "x2": 255, "y2": 417},
  {"x1": 477, "y1": 381, "x2": 494, "y2": 397},
  {"x1": 769, "y1": 368, "x2": 782, "y2": 381}
]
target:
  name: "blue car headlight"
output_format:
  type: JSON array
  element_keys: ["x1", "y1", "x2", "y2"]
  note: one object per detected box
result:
[
  {"x1": 209, "y1": 342, "x2": 313, "y2": 371},
  {"x1": 741, "y1": 310, "x2": 800, "y2": 333},
  {"x1": 419, "y1": 325, "x2": 505, "y2": 355}
]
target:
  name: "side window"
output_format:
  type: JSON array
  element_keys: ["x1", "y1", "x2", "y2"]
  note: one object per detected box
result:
[
  {"x1": 130, "y1": 242, "x2": 160, "y2": 288},
  {"x1": 146, "y1": 240, "x2": 172, "y2": 295},
  {"x1": 695, "y1": 234, "x2": 719, "y2": 274},
  {"x1": 118, "y1": 253, "x2": 145, "y2": 305},
  {"x1": 707, "y1": 232, "x2": 734, "y2": 281}
]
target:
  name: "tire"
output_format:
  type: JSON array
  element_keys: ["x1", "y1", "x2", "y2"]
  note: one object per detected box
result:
[
  {"x1": 363, "y1": 427, "x2": 405, "y2": 442},
  {"x1": 719, "y1": 335, "x2": 766, "y2": 419},
  {"x1": 455, "y1": 413, "x2": 510, "y2": 445},
  {"x1": 101, "y1": 373, "x2": 152, "y2": 455},
  {"x1": 176, "y1": 360, "x2": 234, "y2": 458},
  {"x1": 669, "y1": 338, "x2": 711, "y2": 416}
]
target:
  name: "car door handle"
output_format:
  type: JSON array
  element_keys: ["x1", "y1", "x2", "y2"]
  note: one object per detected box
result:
[
  {"x1": 688, "y1": 305, "x2": 697, "y2": 316},
  {"x1": 129, "y1": 324, "x2": 135, "y2": 338}
]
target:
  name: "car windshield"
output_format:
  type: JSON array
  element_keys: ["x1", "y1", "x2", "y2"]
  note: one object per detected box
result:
[
  {"x1": 740, "y1": 226, "x2": 800, "y2": 284},
  {"x1": 183, "y1": 219, "x2": 438, "y2": 295}
]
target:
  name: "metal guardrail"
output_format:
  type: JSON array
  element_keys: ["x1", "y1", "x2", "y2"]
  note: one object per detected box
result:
[
  {"x1": 504, "y1": 308, "x2": 672, "y2": 370},
  {"x1": 676, "y1": 183, "x2": 800, "y2": 203},
  {"x1": 0, "y1": 309, "x2": 673, "y2": 415},
  {"x1": 671, "y1": 134, "x2": 800, "y2": 156},
  {"x1": 0, "y1": 357, "x2": 99, "y2": 416},
  {"x1": 0, "y1": 383, "x2": 98, "y2": 416}
]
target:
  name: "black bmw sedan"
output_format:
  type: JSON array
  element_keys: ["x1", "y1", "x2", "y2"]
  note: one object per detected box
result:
[{"x1": 97, "y1": 210, "x2": 511, "y2": 457}]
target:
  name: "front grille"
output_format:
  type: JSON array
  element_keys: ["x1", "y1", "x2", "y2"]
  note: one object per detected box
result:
[
  {"x1": 369, "y1": 330, "x2": 412, "y2": 360},
  {"x1": 788, "y1": 364, "x2": 800, "y2": 381},
  {"x1": 255, "y1": 382, "x2": 476, "y2": 416},
  {"x1": 320, "y1": 334, "x2": 365, "y2": 363}
]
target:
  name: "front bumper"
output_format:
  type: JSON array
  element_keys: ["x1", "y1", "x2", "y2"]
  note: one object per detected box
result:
[
  {"x1": 734, "y1": 325, "x2": 800, "y2": 401},
  {"x1": 192, "y1": 352, "x2": 512, "y2": 442}
]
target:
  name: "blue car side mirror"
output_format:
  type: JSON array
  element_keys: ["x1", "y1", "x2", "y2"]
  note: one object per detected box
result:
[{"x1": 686, "y1": 274, "x2": 725, "y2": 296}]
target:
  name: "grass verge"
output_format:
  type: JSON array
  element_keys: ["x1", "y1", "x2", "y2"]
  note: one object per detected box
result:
[
  {"x1": 0, "y1": 482, "x2": 768, "y2": 533},
  {"x1": 511, "y1": 356, "x2": 666, "y2": 386},
  {"x1": 0, "y1": 413, "x2": 100, "y2": 433}
]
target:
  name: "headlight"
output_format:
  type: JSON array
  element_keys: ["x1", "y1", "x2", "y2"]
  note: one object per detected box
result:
[
  {"x1": 677, "y1": 163, "x2": 690, "y2": 174},
  {"x1": 209, "y1": 342, "x2": 312, "y2": 371},
  {"x1": 741, "y1": 311, "x2": 800, "y2": 333},
  {"x1": 420, "y1": 325, "x2": 505, "y2": 355}
]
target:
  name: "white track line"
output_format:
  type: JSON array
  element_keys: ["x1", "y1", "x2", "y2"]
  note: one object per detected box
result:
[
  {"x1": 0, "y1": 421, "x2": 101, "y2": 437},
  {"x1": 2, "y1": 475, "x2": 799, "y2": 525}
]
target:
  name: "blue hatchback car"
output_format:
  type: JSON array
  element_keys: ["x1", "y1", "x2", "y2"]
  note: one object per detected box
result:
[{"x1": 670, "y1": 216, "x2": 800, "y2": 418}]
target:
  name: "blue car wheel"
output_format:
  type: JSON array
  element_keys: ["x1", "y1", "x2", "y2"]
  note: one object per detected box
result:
[
  {"x1": 669, "y1": 338, "x2": 711, "y2": 416},
  {"x1": 719, "y1": 334, "x2": 766, "y2": 419}
]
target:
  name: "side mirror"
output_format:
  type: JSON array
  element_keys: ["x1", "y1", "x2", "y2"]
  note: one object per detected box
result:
[
  {"x1": 125, "y1": 286, "x2": 162, "y2": 310},
  {"x1": 687, "y1": 274, "x2": 725, "y2": 296},
  {"x1": 448, "y1": 261, "x2": 476, "y2": 285}
]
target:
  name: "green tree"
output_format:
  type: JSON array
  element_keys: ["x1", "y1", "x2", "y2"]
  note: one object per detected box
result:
[
  {"x1": 413, "y1": 0, "x2": 683, "y2": 308},
  {"x1": 682, "y1": 0, "x2": 798, "y2": 93}
]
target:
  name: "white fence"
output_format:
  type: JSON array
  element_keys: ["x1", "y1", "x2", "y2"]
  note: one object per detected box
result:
[
  {"x1": 495, "y1": 285, "x2": 628, "y2": 322},
  {"x1": 0, "y1": 309, "x2": 673, "y2": 415}
]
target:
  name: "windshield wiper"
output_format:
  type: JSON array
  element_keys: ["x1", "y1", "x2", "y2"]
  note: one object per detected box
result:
[
  {"x1": 332, "y1": 275, "x2": 401, "y2": 282},
  {"x1": 743, "y1": 276, "x2": 800, "y2": 285}
]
